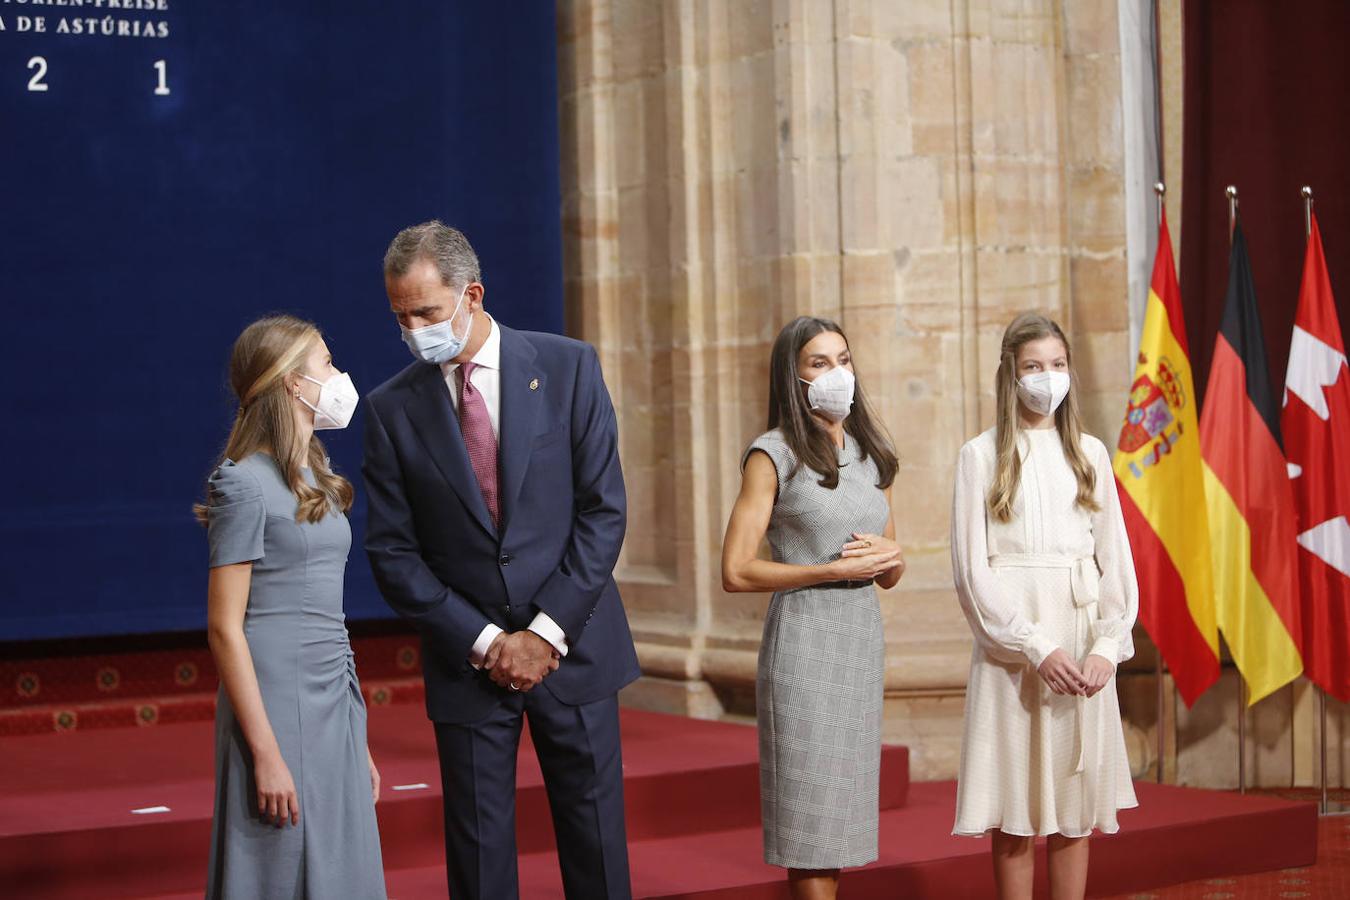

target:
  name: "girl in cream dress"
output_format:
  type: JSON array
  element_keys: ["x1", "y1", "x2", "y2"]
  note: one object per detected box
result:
[{"x1": 950, "y1": 313, "x2": 1138, "y2": 900}]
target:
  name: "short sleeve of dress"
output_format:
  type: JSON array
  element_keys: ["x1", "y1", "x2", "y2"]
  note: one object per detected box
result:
[
  {"x1": 206, "y1": 459, "x2": 266, "y2": 568},
  {"x1": 741, "y1": 431, "x2": 796, "y2": 490}
]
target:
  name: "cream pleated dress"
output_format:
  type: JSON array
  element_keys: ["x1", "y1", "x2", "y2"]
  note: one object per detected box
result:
[{"x1": 950, "y1": 427, "x2": 1139, "y2": 838}]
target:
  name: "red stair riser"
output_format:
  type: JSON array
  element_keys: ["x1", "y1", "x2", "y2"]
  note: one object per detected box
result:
[
  {"x1": 2, "y1": 636, "x2": 428, "y2": 710},
  {"x1": 0, "y1": 678, "x2": 425, "y2": 736}
]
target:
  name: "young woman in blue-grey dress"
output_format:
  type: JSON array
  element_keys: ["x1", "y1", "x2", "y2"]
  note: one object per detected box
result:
[
  {"x1": 721, "y1": 316, "x2": 906, "y2": 900},
  {"x1": 197, "y1": 315, "x2": 386, "y2": 899}
]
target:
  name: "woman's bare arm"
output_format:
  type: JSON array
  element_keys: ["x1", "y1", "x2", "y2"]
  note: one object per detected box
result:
[
  {"x1": 721, "y1": 451, "x2": 900, "y2": 592},
  {"x1": 207, "y1": 563, "x2": 299, "y2": 826}
]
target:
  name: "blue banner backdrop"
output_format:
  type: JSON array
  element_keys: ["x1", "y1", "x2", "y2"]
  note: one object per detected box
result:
[{"x1": 0, "y1": 2, "x2": 563, "y2": 639}]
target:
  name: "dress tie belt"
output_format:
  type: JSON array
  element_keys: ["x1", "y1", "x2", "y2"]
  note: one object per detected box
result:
[
  {"x1": 987, "y1": 552, "x2": 1099, "y2": 774},
  {"x1": 987, "y1": 553, "x2": 1099, "y2": 608}
]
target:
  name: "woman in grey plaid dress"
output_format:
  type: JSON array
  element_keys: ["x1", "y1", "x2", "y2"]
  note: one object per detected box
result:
[{"x1": 722, "y1": 317, "x2": 905, "y2": 900}]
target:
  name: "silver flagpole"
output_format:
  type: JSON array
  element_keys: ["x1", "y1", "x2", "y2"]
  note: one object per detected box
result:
[
  {"x1": 1301, "y1": 184, "x2": 1329, "y2": 817},
  {"x1": 1226, "y1": 185, "x2": 1247, "y2": 795},
  {"x1": 1155, "y1": 180, "x2": 1168, "y2": 785}
]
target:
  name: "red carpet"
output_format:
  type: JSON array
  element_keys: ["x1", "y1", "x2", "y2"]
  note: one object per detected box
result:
[
  {"x1": 0, "y1": 701, "x2": 1317, "y2": 899},
  {"x1": 1100, "y1": 790, "x2": 1350, "y2": 900}
]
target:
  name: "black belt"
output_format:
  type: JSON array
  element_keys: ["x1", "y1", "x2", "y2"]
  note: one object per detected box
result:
[{"x1": 813, "y1": 578, "x2": 875, "y2": 590}]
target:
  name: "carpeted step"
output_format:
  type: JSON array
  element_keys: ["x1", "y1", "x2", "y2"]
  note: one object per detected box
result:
[
  {"x1": 2, "y1": 712, "x2": 1317, "y2": 900},
  {"x1": 0, "y1": 703, "x2": 909, "y2": 899},
  {"x1": 378, "y1": 781, "x2": 1318, "y2": 899},
  {"x1": 5, "y1": 701, "x2": 1316, "y2": 900}
]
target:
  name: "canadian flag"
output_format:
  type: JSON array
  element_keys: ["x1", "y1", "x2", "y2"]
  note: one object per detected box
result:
[{"x1": 1282, "y1": 211, "x2": 1350, "y2": 703}]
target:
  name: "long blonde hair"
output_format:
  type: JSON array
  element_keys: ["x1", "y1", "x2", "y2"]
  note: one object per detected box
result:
[
  {"x1": 987, "y1": 313, "x2": 1099, "y2": 523},
  {"x1": 194, "y1": 315, "x2": 354, "y2": 525}
]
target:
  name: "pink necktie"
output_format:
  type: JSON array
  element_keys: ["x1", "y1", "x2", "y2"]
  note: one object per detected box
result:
[{"x1": 457, "y1": 361, "x2": 500, "y2": 528}]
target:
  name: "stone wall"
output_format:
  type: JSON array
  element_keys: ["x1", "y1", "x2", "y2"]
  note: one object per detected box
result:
[{"x1": 556, "y1": 0, "x2": 1348, "y2": 788}]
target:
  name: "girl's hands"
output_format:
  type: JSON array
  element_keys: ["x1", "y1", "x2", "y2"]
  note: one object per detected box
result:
[
  {"x1": 1080, "y1": 654, "x2": 1115, "y2": 697},
  {"x1": 1037, "y1": 648, "x2": 1088, "y2": 696},
  {"x1": 254, "y1": 750, "x2": 300, "y2": 827}
]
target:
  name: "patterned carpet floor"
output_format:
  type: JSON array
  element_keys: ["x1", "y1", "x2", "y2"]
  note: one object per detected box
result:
[{"x1": 1104, "y1": 790, "x2": 1348, "y2": 900}]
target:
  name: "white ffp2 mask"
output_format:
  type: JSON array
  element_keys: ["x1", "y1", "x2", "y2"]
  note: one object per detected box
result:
[
  {"x1": 299, "y1": 371, "x2": 359, "y2": 430},
  {"x1": 1016, "y1": 371, "x2": 1070, "y2": 417},
  {"x1": 800, "y1": 366, "x2": 856, "y2": 422}
]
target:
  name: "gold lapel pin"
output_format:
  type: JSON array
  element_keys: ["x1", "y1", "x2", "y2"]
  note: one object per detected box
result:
[{"x1": 529, "y1": 378, "x2": 539, "y2": 391}]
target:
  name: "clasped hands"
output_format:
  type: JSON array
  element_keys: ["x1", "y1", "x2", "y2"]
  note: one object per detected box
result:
[
  {"x1": 833, "y1": 532, "x2": 906, "y2": 581},
  {"x1": 483, "y1": 630, "x2": 561, "y2": 692},
  {"x1": 1038, "y1": 648, "x2": 1114, "y2": 697}
]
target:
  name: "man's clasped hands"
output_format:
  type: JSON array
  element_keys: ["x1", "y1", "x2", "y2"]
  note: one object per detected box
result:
[{"x1": 483, "y1": 631, "x2": 562, "y2": 692}]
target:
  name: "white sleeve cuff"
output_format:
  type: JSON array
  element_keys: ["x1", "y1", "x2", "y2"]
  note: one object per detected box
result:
[
  {"x1": 468, "y1": 623, "x2": 504, "y2": 669},
  {"x1": 527, "y1": 612, "x2": 569, "y2": 657},
  {"x1": 1088, "y1": 637, "x2": 1120, "y2": 666},
  {"x1": 1024, "y1": 632, "x2": 1060, "y2": 670}
]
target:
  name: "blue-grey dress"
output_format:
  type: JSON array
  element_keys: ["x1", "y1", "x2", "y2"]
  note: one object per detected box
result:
[
  {"x1": 745, "y1": 429, "x2": 890, "y2": 869},
  {"x1": 204, "y1": 454, "x2": 385, "y2": 899}
]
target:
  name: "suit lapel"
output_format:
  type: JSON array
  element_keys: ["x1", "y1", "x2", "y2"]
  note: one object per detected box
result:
[
  {"x1": 497, "y1": 326, "x2": 543, "y2": 534},
  {"x1": 404, "y1": 363, "x2": 496, "y2": 536}
]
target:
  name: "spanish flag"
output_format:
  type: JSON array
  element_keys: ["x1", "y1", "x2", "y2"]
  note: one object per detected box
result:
[
  {"x1": 1200, "y1": 219, "x2": 1303, "y2": 705},
  {"x1": 1113, "y1": 212, "x2": 1220, "y2": 706}
]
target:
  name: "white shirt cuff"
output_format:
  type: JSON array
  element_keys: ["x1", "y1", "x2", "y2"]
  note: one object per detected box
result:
[
  {"x1": 468, "y1": 623, "x2": 504, "y2": 669},
  {"x1": 527, "y1": 612, "x2": 569, "y2": 657},
  {"x1": 1024, "y1": 632, "x2": 1060, "y2": 670},
  {"x1": 1087, "y1": 637, "x2": 1120, "y2": 666}
]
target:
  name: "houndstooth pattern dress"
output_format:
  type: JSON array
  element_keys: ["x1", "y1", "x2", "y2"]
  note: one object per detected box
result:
[{"x1": 745, "y1": 429, "x2": 890, "y2": 870}]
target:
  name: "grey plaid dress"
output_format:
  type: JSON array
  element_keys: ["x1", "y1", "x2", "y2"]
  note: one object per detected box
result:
[{"x1": 745, "y1": 429, "x2": 889, "y2": 869}]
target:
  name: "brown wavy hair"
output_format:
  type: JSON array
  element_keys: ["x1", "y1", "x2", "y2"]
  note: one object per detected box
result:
[
  {"x1": 987, "y1": 312, "x2": 1098, "y2": 522},
  {"x1": 767, "y1": 316, "x2": 898, "y2": 490},
  {"x1": 194, "y1": 315, "x2": 354, "y2": 525}
]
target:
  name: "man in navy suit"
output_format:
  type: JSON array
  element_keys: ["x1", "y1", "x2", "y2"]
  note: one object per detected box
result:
[{"x1": 363, "y1": 221, "x2": 640, "y2": 899}]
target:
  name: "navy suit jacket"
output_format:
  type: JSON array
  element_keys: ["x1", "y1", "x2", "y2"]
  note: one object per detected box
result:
[{"x1": 362, "y1": 325, "x2": 640, "y2": 724}]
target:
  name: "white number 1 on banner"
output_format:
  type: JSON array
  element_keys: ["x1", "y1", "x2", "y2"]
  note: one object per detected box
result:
[{"x1": 154, "y1": 60, "x2": 170, "y2": 96}]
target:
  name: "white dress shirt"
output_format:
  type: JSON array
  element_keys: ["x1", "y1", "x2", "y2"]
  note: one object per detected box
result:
[{"x1": 442, "y1": 316, "x2": 569, "y2": 666}]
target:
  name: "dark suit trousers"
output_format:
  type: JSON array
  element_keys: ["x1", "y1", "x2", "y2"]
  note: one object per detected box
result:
[{"x1": 433, "y1": 689, "x2": 632, "y2": 900}]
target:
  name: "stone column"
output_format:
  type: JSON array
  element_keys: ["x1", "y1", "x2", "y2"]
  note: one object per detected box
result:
[{"x1": 558, "y1": 0, "x2": 1138, "y2": 780}]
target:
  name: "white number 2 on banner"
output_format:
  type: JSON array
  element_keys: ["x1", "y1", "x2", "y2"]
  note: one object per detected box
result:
[{"x1": 27, "y1": 57, "x2": 49, "y2": 93}]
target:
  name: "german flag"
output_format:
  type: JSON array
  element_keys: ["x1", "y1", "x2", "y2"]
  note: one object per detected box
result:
[
  {"x1": 1113, "y1": 212, "x2": 1220, "y2": 706},
  {"x1": 1199, "y1": 219, "x2": 1303, "y2": 705}
]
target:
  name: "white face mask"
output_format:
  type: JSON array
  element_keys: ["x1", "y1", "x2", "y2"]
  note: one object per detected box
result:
[
  {"x1": 400, "y1": 284, "x2": 470, "y2": 365},
  {"x1": 800, "y1": 365, "x2": 856, "y2": 422},
  {"x1": 298, "y1": 371, "x2": 359, "y2": 430},
  {"x1": 1016, "y1": 370, "x2": 1071, "y2": 417}
]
